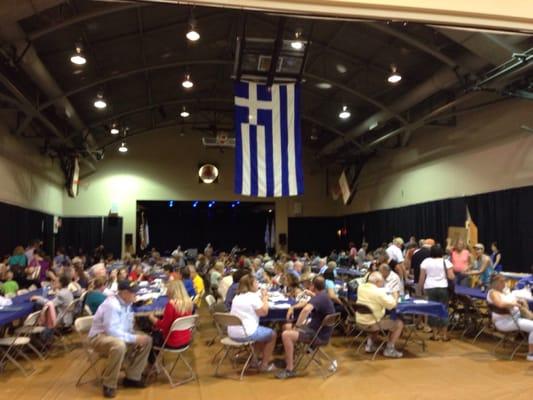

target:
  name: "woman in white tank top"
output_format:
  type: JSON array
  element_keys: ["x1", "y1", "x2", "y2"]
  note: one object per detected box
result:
[{"x1": 487, "y1": 274, "x2": 533, "y2": 361}]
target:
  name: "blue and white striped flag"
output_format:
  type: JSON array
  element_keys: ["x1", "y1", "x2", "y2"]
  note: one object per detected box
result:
[{"x1": 234, "y1": 81, "x2": 304, "y2": 197}]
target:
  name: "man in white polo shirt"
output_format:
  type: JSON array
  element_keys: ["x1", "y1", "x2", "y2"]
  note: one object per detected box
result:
[{"x1": 386, "y1": 237, "x2": 407, "y2": 280}]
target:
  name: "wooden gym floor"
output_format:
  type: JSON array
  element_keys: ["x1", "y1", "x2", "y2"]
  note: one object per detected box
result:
[{"x1": 1, "y1": 308, "x2": 532, "y2": 400}]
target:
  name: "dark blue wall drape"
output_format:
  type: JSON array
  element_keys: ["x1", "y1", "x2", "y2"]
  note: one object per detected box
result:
[{"x1": 289, "y1": 185, "x2": 532, "y2": 272}]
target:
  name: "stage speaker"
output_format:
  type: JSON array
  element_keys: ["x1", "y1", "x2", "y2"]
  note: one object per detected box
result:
[{"x1": 278, "y1": 233, "x2": 287, "y2": 246}]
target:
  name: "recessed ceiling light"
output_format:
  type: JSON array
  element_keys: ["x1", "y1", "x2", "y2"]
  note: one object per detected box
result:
[
  {"x1": 70, "y1": 43, "x2": 86, "y2": 65},
  {"x1": 93, "y1": 92, "x2": 107, "y2": 109},
  {"x1": 316, "y1": 82, "x2": 332, "y2": 89},
  {"x1": 182, "y1": 74, "x2": 193, "y2": 89},
  {"x1": 338, "y1": 105, "x2": 351, "y2": 120},
  {"x1": 388, "y1": 65, "x2": 402, "y2": 84},
  {"x1": 369, "y1": 122, "x2": 378, "y2": 131},
  {"x1": 118, "y1": 141, "x2": 128, "y2": 153}
]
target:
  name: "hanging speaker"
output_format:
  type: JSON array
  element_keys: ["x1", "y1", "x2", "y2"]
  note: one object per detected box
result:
[{"x1": 278, "y1": 233, "x2": 287, "y2": 246}]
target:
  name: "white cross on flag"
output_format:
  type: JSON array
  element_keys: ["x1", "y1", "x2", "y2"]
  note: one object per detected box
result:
[{"x1": 234, "y1": 81, "x2": 304, "y2": 197}]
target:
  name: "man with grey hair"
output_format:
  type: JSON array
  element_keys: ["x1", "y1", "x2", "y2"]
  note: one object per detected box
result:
[
  {"x1": 356, "y1": 272, "x2": 404, "y2": 358},
  {"x1": 378, "y1": 263, "x2": 403, "y2": 296},
  {"x1": 288, "y1": 260, "x2": 303, "y2": 279},
  {"x1": 386, "y1": 237, "x2": 407, "y2": 281}
]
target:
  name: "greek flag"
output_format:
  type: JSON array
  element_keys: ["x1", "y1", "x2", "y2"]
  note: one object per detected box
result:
[{"x1": 234, "y1": 81, "x2": 304, "y2": 197}]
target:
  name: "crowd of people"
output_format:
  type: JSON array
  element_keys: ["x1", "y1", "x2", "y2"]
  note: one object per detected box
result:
[{"x1": 1, "y1": 235, "x2": 531, "y2": 399}]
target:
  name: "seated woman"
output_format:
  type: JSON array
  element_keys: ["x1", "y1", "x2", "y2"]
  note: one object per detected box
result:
[
  {"x1": 32, "y1": 275, "x2": 74, "y2": 327},
  {"x1": 228, "y1": 274, "x2": 276, "y2": 372},
  {"x1": 85, "y1": 276, "x2": 108, "y2": 314},
  {"x1": 284, "y1": 272, "x2": 303, "y2": 299},
  {"x1": 487, "y1": 274, "x2": 533, "y2": 361},
  {"x1": 323, "y1": 267, "x2": 342, "y2": 305},
  {"x1": 148, "y1": 280, "x2": 193, "y2": 364}
]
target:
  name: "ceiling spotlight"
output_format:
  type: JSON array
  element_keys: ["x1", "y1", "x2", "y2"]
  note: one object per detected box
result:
[
  {"x1": 93, "y1": 92, "x2": 107, "y2": 109},
  {"x1": 388, "y1": 65, "x2": 402, "y2": 84},
  {"x1": 180, "y1": 106, "x2": 190, "y2": 118},
  {"x1": 186, "y1": 20, "x2": 200, "y2": 42},
  {"x1": 70, "y1": 43, "x2": 86, "y2": 65},
  {"x1": 118, "y1": 141, "x2": 128, "y2": 153},
  {"x1": 291, "y1": 31, "x2": 304, "y2": 50},
  {"x1": 110, "y1": 123, "x2": 119, "y2": 135},
  {"x1": 182, "y1": 74, "x2": 193, "y2": 89},
  {"x1": 316, "y1": 82, "x2": 332, "y2": 90},
  {"x1": 338, "y1": 105, "x2": 351, "y2": 120}
]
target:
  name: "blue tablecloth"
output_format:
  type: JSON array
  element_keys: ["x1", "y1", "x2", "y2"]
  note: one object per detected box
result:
[
  {"x1": 455, "y1": 285, "x2": 487, "y2": 300},
  {"x1": 337, "y1": 268, "x2": 363, "y2": 278},
  {"x1": 133, "y1": 295, "x2": 168, "y2": 314},
  {"x1": 515, "y1": 276, "x2": 533, "y2": 290},
  {"x1": 392, "y1": 299, "x2": 448, "y2": 320},
  {"x1": 0, "y1": 289, "x2": 42, "y2": 326},
  {"x1": 261, "y1": 299, "x2": 297, "y2": 322}
]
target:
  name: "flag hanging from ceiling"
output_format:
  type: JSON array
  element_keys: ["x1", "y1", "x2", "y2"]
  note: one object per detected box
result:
[{"x1": 234, "y1": 81, "x2": 304, "y2": 197}]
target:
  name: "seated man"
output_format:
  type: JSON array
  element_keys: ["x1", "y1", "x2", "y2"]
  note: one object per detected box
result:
[
  {"x1": 276, "y1": 276, "x2": 335, "y2": 379},
  {"x1": 88, "y1": 280, "x2": 152, "y2": 398},
  {"x1": 356, "y1": 272, "x2": 404, "y2": 358},
  {"x1": 378, "y1": 263, "x2": 404, "y2": 296}
]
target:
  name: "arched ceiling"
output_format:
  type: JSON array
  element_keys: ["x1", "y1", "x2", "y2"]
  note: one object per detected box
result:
[{"x1": 0, "y1": 0, "x2": 531, "y2": 170}]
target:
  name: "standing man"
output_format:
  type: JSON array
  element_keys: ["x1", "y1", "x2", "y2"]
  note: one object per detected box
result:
[
  {"x1": 88, "y1": 280, "x2": 152, "y2": 398},
  {"x1": 386, "y1": 237, "x2": 407, "y2": 281}
]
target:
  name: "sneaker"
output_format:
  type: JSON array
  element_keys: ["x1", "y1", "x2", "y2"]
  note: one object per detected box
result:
[
  {"x1": 259, "y1": 363, "x2": 276, "y2": 373},
  {"x1": 365, "y1": 343, "x2": 377, "y2": 353},
  {"x1": 383, "y1": 348, "x2": 403, "y2": 358},
  {"x1": 527, "y1": 353, "x2": 533, "y2": 361},
  {"x1": 275, "y1": 369, "x2": 297, "y2": 379}
]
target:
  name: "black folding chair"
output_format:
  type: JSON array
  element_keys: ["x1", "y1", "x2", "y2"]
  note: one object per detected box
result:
[
  {"x1": 487, "y1": 303, "x2": 528, "y2": 360},
  {"x1": 294, "y1": 313, "x2": 341, "y2": 379}
]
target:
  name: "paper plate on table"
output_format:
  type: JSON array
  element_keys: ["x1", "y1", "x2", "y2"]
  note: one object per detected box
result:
[{"x1": 413, "y1": 300, "x2": 428, "y2": 304}]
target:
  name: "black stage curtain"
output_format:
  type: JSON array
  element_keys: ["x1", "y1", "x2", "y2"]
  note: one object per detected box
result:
[
  {"x1": 57, "y1": 217, "x2": 103, "y2": 257},
  {"x1": 289, "y1": 186, "x2": 531, "y2": 272},
  {"x1": 466, "y1": 186, "x2": 533, "y2": 273},
  {"x1": 103, "y1": 217, "x2": 123, "y2": 259},
  {"x1": 140, "y1": 202, "x2": 270, "y2": 255},
  {"x1": 288, "y1": 217, "x2": 344, "y2": 255},
  {"x1": 0, "y1": 201, "x2": 53, "y2": 257}
]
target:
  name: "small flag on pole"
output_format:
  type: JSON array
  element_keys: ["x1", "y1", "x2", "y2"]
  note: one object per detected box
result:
[{"x1": 234, "y1": 81, "x2": 304, "y2": 197}]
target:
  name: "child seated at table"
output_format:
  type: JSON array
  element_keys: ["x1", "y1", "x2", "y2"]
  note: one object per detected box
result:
[{"x1": 0, "y1": 270, "x2": 19, "y2": 297}]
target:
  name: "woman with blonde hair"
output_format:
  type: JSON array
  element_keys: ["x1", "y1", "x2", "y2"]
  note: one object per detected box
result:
[{"x1": 148, "y1": 280, "x2": 194, "y2": 362}]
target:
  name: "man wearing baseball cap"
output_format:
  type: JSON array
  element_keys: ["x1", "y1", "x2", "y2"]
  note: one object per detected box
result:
[{"x1": 88, "y1": 280, "x2": 152, "y2": 398}]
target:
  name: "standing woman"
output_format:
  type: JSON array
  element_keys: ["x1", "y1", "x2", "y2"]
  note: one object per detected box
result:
[
  {"x1": 148, "y1": 280, "x2": 194, "y2": 363},
  {"x1": 466, "y1": 243, "x2": 494, "y2": 289},
  {"x1": 228, "y1": 274, "x2": 276, "y2": 372},
  {"x1": 419, "y1": 245, "x2": 455, "y2": 341},
  {"x1": 8, "y1": 246, "x2": 28, "y2": 286},
  {"x1": 450, "y1": 239, "x2": 471, "y2": 286},
  {"x1": 490, "y1": 242, "x2": 503, "y2": 273}
]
